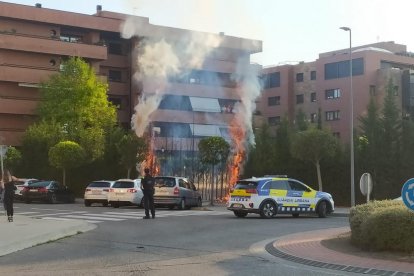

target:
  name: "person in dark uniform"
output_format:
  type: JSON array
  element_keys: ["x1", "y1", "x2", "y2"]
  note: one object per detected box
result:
[
  {"x1": 141, "y1": 168, "x2": 155, "y2": 219},
  {"x1": 3, "y1": 170, "x2": 17, "y2": 222}
]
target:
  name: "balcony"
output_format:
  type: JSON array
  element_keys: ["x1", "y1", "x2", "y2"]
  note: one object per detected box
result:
[
  {"x1": 0, "y1": 32, "x2": 107, "y2": 60},
  {"x1": 0, "y1": 98, "x2": 38, "y2": 115},
  {"x1": 0, "y1": 64, "x2": 57, "y2": 83},
  {"x1": 150, "y1": 109, "x2": 233, "y2": 125}
]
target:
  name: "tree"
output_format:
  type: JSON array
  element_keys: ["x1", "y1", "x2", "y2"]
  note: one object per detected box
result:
[
  {"x1": 4, "y1": 146, "x2": 22, "y2": 174},
  {"x1": 291, "y1": 127, "x2": 338, "y2": 191},
  {"x1": 49, "y1": 141, "x2": 86, "y2": 186},
  {"x1": 116, "y1": 132, "x2": 148, "y2": 178},
  {"x1": 198, "y1": 136, "x2": 230, "y2": 205},
  {"x1": 38, "y1": 57, "x2": 116, "y2": 162}
]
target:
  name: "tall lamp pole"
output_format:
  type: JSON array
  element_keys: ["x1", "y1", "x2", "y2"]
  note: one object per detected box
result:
[{"x1": 340, "y1": 26, "x2": 355, "y2": 207}]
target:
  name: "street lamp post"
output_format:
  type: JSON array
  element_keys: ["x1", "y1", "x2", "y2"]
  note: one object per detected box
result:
[{"x1": 340, "y1": 26, "x2": 355, "y2": 207}]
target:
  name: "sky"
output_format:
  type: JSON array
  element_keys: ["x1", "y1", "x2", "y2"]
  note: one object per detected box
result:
[{"x1": 5, "y1": 0, "x2": 414, "y2": 66}]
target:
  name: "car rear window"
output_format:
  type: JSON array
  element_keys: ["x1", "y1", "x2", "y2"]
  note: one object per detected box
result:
[
  {"x1": 154, "y1": 177, "x2": 176, "y2": 187},
  {"x1": 234, "y1": 181, "x2": 258, "y2": 190},
  {"x1": 88, "y1": 181, "x2": 111, "y2": 188},
  {"x1": 14, "y1": 181, "x2": 25, "y2": 185},
  {"x1": 29, "y1": 181, "x2": 51, "y2": 187},
  {"x1": 112, "y1": 181, "x2": 134, "y2": 188}
]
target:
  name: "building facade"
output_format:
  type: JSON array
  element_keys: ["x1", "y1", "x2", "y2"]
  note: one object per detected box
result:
[
  {"x1": 0, "y1": 0, "x2": 262, "y2": 167},
  {"x1": 259, "y1": 41, "x2": 414, "y2": 143}
]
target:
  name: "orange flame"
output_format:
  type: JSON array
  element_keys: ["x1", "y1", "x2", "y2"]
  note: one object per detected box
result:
[
  {"x1": 139, "y1": 134, "x2": 160, "y2": 176},
  {"x1": 226, "y1": 118, "x2": 246, "y2": 201}
]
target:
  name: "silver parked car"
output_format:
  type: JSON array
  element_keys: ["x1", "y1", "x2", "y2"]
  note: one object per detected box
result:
[
  {"x1": 154, "y1": 176, "x2": 202, "y2": 210},
  {"x1": 84, "y1": 180, "x2": 114, "y2": 207},
  {"x1": 107, "y1": 179, "x2": 143, "y2": 208}
]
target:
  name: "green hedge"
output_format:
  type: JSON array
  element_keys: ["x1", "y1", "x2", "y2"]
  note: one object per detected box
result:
[{"x1": 349, "y1": 200, "x2": 414, "y2": 253}]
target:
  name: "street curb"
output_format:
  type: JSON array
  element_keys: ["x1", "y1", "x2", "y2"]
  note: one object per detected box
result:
[{"x1": 0, "y1": 216, "x2": 96, "y2": 257}]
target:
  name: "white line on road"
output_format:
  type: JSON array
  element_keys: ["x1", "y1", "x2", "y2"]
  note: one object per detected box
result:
[
  {"x1": 31, "y1": 211, "x2": 87, "y2": 217},
  {"x1": 42, "y1": 217, "x2": 103, "y2": 223},
  {"x1": 62, "y1": 215, "x2": 124, "y2": 221}
]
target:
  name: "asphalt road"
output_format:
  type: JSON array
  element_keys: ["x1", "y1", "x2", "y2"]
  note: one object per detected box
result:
[{"x1": 0, "y1": 202, "x2": 359, "y2": 276}]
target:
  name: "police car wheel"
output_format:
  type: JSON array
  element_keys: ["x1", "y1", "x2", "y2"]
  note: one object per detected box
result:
[
  {"x1": 260, "y1": 201, "x2": 277, "y2": 218},
  {"x1": 292, "y1": 213, "x2": 299, "y2": 218},
  {"x1": 233, "y1": 211, "x2": 247, "y2": 218},
  {"x1": 317, "y1": 201, "x2": 327, "y2": 218}
]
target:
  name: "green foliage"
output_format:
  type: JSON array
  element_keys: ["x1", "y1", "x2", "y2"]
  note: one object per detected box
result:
[
  {"x1": 116, "y1": 132, "x2": 148, "y2": 178},
  {"x1": 49, "y1": 141, "x2": 85, "y2": 170},
  {"x1": 4, "y1": 146, "x2": 22, "y2": 173},
  {"x1": 38, "y1": 57, "x2": 116, "y2": 132},
  {"x1": 295, "y1": 109, "x2": 309, "y2": 131},
  {"x1": 49, "y1": 141, "x2": 86, "y2": 186},
  {"x1": 78, "y1": 127, "x2": 105, "y2": 162},
  {"x1": 291, "y1": 127, "x2": 338, "y2": 191},
  {"x1": 349, "y1": 200, "x2": 414, "y2": 253},
  {"x1": 198, "y1": 136, "x2": 230, "y2": 166}
]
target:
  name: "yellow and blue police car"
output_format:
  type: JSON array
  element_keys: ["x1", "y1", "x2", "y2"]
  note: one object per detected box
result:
[{"x1": 227, "y1": 175, "x2": 334, "y2": 218}]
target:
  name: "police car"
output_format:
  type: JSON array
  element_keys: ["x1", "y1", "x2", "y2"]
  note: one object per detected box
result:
[{"x1": 227, "y1": 175, "x2": 334, "y2": 218}]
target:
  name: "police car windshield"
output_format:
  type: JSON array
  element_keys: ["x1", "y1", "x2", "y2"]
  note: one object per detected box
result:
[
  {"x1": 112, "y1": 182, "x2": 134, "y2": 188},
  {"x1": 234, "y1": 181, "x2": 258, "y2": 190}
]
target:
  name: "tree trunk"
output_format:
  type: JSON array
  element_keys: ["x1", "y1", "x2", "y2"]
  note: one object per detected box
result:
[
  {"x1": 63, "y1": 168, "x2": 66, "y2": 187},
  {"x1": 127, "y1": 168, "x2": 131, "y2": 179},
  {"x1": 210, "y1": 165, "x2": 215, "y2": 206},
  {"x1": 316, "y1": 161, "x2": 323, "y2": 191}
]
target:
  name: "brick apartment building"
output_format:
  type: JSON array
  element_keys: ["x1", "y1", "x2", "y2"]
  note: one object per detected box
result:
[
  {"x1": 259, "y1": 41, "x2": 414, "y2": 143},
  {"x1": 0, "y1": 0, "x2": 262, "y2": 167}
]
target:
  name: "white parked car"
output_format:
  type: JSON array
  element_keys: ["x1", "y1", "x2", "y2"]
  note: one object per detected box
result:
[
  {"x1": 84, "y1": 180, "x2": 114, "y2": 207},
  {"x1": 14, "y1": 178, "x2": 39, "y2": 201},
  {"x1": 108, "y1": 179, "x2": 143, "y2": 208}
]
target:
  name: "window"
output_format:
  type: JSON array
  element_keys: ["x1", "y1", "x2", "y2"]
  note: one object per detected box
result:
[
  {"x1": 296, "y1": 73, "x2": 304, "y2": 82},
  {"x1": 311, "y1": 71, "x2": 316, "y2": 80},
  {"x1": 268, "y1": 96, "x2": 281, "y2": 106},
  {"x1": 288, "y1": 181, "x2": 308, "y2": 191},
  {"x1": 325, "y1": 89, "x2": 341, "y2": 99},
  {"x1": 310, "y1": 92, "x2": 316, "y2": 102},
  {"x1": 326, "y1": 111, "x2": 340, "y2": 121},
  {"x1": 369, "y1": 85, "x2": 376, "y2": 96},
  {"x1": 262, "y1": 72, "x2": 280, "y2": 88},
  {"x1": 60, "y1": 34, "x2": 82, "y2": 43},
  {"x1": 310, "y1": 113, "x2": 317, "y2": 123},
  {"x1": 296, "y1": 94, "x2": 304, "y2": 104},
  {"x1": 270, "y1": 180, "x2": 288, "y2": 190},
  {"x1": 324, "y1": 58, "x2": 364, "y2": 79},
  {"x1": 108, "y1": 97, "x2": 122, "y2": 109},
  {"x1": 108, "y1": 70, "x2": 122, "y2": 82},
  {"x1": 268, "y1": 116, "x2": 281, "y2": 126},
  {"x1": 108, "y1": 43, "x2": 123, "y2": 55}
]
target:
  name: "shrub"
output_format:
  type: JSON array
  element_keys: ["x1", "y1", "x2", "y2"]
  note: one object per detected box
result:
[{"x1": 349, "y1": 200, "x2": 414, "y2": 253}]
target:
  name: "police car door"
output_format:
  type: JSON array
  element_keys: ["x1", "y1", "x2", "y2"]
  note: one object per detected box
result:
[{"x1": 287, "y1": 180, "x2": 316, "y2": 213}]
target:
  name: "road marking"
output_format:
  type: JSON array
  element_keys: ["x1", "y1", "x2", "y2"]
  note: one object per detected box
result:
[
  {"x1": 30, "y1": 208, "x2": 74, "y2": 212},
  {"x1": 15, "y1": 211, "x2": 40, "y2": 215},
  {"x1": 31, "y1": 211, "x2": 87, "y2": 217},
  {"x1": 62, "y1": 215, "x2": 124, "y2": 221},
  {"x1": 42, "y1": 217, "x2": 103, "y2": 223}
]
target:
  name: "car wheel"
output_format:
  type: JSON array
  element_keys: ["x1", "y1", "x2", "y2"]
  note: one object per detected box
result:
[
  {"x1": 49, "y1": 194, "x2": 57, "y2": 204},
  {"x1": 317, "y1": 201, "x2": 327, "y2": 218},
  {"x1": 259, "y1": 200, "x2": 277, "y2": 219},
  {"x1": 233, "y1": 211, "x2": 248, "y2": 218},
  {"x1": 178, "y1": 199, "x2": 186, "y2": 210},
  {"x1": 25, "y1": 198, "x2": 31, "y2": 204},
  {"x1": 197, "y1": 198, "x2": 202, "y2": 207},
  {"x1": 103, "y1": 202, "x2": 108, "y2": 207},
  {"x1": 84, "y1": 200, "x2": 91, "y2": 207},
  {"x1": 112, "y1": 202, "x2": 120, "y2": 208},
  {"x1": 168, "y1": 205, "x2": 175, "y2": 210},
  {"x1": 292, "y1": 213, "x2": 300, "y2": 218}
]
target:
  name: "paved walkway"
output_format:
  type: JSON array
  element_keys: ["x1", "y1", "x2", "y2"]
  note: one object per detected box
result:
[{"x1": 269, "y1": 227, "x2": 414, "y2": 275}]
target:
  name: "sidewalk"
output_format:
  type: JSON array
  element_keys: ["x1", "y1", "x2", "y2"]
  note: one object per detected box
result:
[
  {"x1": 269, "y1": 227, "x2": 414, "y2": 275},
  {"x1": 0, "y1": 214, "x2": 96, "y2": 257}
]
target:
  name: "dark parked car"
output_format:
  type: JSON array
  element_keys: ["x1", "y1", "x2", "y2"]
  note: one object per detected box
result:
[{"x1": 22, "y1": 180, "x2": 75, "y2": 204}]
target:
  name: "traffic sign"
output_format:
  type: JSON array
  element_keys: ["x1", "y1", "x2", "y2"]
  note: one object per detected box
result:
[
  {"x1": 401, "y1": 178, "x2": 414, "y2": 211},
  {"x1": 359, "y1": 173, "x2": 373, "y2": 202}
]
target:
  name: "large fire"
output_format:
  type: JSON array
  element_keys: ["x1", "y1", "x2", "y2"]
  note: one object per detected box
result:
[
  {"x1": 139, "y1": 134, "x2": 160, "y2": 176},
  {"x1": 226, "y1": 119, "x2": 246, "y2": 201}
]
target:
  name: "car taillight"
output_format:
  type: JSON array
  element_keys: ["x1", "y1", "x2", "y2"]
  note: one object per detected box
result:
[
  {"x1": 245, "y1": 189, "x2": 257, "y2": 194},
  {"x1": 173, "y1": 187, "x2": 179, "y2": 195},
  {"x1": 103, "y1": 189, "x2": 109, "y2": 192},
  {"x1": 109, "y1": 188, "x2": 114, "y2": 192},
  {"x1": 86, "y1": 188, "x2": 91, "y2": 192},
  {"x1": 38, "y1": 187, "x2": 47, "y2": 193},
  {"x1": 127, "y1": 189, "x2": 137, "y2": 193}
]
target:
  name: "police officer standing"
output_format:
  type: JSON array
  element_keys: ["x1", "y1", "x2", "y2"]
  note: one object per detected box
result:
[{"x1": 141, "y1": 168, "x2": 155, "y2": 219}]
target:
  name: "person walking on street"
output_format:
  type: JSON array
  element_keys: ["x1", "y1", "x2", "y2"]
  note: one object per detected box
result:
[
  {"x1": 141, "y1": 168, "x2": 155, "y2": 219},
  {"x1": 3, "y1": 170, "x2": 17, "y2": 222}
]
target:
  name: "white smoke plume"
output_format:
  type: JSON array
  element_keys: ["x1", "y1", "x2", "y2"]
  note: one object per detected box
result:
[{"x1": 121, "y1": 16, "x2": 222, "y2": 137}]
